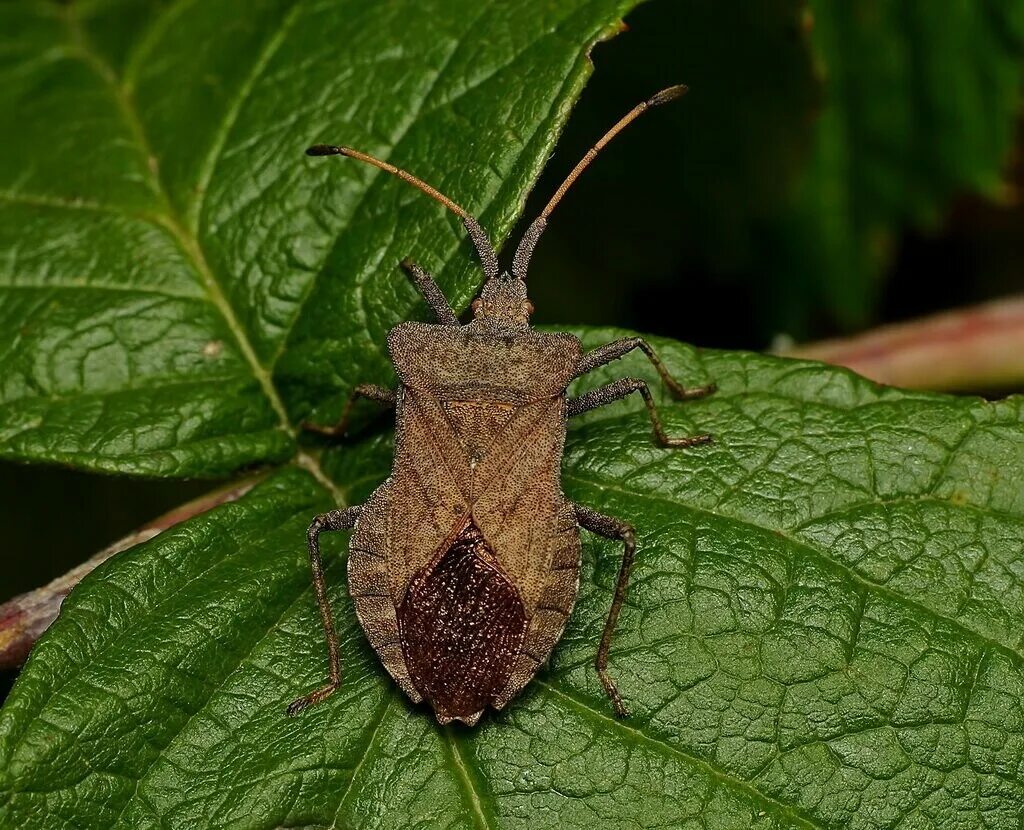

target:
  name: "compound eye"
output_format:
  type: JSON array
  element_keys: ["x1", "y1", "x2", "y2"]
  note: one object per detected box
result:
[
  {"x1": 523, "y1": 301, "x2": 534, "y2": 315},
  {"x1": 472, "y1": 298, "x2": 484, "y2": 315}
]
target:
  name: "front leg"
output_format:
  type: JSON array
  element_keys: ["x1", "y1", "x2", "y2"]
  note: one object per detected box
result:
[
  {"x1": 302, "y1": 384, "x2": 396, "y2": 438},
  {"x1": 400, "y1": 259, "x2": 459, "y2": 326},
  {"x1": 567, "y1": 377, "x2": 712, "y2": 448},
  {"x1": 288, "y1": 506, "x2": 361, "y2": 715},
  {"x1": 573, "y1": 502, "x2": 637, "y2": 718},
  {"x1": 575, "y1": 336, "x2": 715, "y2": 400}
]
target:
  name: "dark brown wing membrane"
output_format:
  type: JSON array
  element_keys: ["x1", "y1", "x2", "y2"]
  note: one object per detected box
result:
[{"x1": 397, "y1": 520, "x2": 527, "y2": 722}]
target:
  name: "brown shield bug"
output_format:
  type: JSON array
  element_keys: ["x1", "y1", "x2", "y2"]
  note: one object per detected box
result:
[{"x1": 289, "y1": 85, "x2": 714, "y2": 725}]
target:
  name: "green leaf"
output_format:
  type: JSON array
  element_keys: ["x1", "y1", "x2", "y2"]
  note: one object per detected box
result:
[
  {"x1": 0, "y1": 0, "x2": 636, "y2": 476},
  {"x1": 4, "y1": 1, "x2": 1024, "y2": 827},
  {"x1": 4, "y1": 334, "x2": 1024, "y2": 829},
  {"x1": 766, "y1": 0, "x2": 1024, "y2": 332}
]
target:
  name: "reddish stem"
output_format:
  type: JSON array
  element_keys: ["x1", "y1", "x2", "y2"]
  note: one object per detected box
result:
[
  {"x1": 784, "y1": 296, "x2": 1024, "y2": 391},
  {"x1": 0, "y1": 476, "x2": 261, "y2": 670}
]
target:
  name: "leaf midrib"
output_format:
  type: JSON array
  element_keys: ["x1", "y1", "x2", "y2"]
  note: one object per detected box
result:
[
  {"x1": 41, "y1": 0, "x2": 638, "y2": 491},
  {"x1": 60, "y1": 5, "x2": 291, "y2": 430},
  {"x1": 443, "y1": 727, "x2": 493, "y2": 830},
  {"x1": 58, "y1": 2, "x2": 337, "y2": 492}
]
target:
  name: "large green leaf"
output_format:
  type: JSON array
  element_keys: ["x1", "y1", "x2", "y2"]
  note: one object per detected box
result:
[
  {"x1": 0, "y1": 0, "x2": 636, "y2": 475},
  {"x1": 4, "y1": 1, "x2": 1024, "y2": 827},
  {"x1": 3, "y1": 335, "x2": 1024, "y2": 829}
]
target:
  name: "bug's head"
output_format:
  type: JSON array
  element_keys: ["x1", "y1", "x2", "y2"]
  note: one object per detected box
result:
[{"x1": 471, "y1": 273, "x2": 533, "y2": 329}]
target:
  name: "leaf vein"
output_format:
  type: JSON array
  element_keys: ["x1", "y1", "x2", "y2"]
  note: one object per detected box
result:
[
  {"x1": 328, "y1": 695, "x2": 394, "y2": 829},
  {"x1": 563, "y1": 470, "x2": 1024, "y2": 666},
  {"x1": 442, "y1": 728, "x2": 493, "y2": 830},
  {"x1": 535, "y1": 680, "x2": 823, "y2": 830},
  {"x1": 186, "y1": 0, "x2": 306, "y2": 232},
  {"x1": 3, "y1": 494, "x2": 320, "y2": 767},
  {"x1": 108, "y1": 564, "x2": 343, "y2": 828},
  {"x1": 56, "y1": 3, "x2": 305, "y2": 456}
]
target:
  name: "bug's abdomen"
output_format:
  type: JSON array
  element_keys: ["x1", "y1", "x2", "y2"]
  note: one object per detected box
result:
[{"x1": 397, "y1": 519, "x2": 526, "y2": 721}]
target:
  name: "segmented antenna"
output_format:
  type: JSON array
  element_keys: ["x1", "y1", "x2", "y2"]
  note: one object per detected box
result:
[
  {"x1": 307, "y1": 145, "x2": 499, "y2": 280},
  {"x1": 512, "y1": 84, "x2": 688, "y2": 280}
]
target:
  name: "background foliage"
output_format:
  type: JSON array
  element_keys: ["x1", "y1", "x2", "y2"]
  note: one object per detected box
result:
[
  {"x1": 524, "y1": 0, "x2": 1024, "y2": 343},
  {"x1": 1, "y1": 0, "x2": 1023, "y2": 828}
]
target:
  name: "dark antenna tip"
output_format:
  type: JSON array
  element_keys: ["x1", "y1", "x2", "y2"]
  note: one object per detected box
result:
[
  {"x1": 306, "y1": 144, "x2": 343, "y2": 157},
  {"x1": 647, "y1": 84, "x2": 688, "y2": 107}
]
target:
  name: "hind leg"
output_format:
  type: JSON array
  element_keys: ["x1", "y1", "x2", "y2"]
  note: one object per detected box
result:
[
  {"x1": 573, "y1": 502, "x2": 636, "y2": 718},
  {"x1": 288, "y1": 506, "x2": 361, "y2": 715}
]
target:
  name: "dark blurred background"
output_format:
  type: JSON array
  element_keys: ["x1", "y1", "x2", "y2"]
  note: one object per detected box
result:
[
  {"x1": 3, "y1": 0, "x2": 1023, "y2": 699},
  {"x1": 521, "y1": 1, "x2": 1024, "y2": 345}
]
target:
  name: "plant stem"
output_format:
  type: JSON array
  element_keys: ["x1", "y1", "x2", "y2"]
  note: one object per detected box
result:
[
  {"x1": 0, "y1": 476, "x2": 263, "y2": 670},
  {"x1": 782, "y1": 296, "x2": 1024, "y2": 392}
]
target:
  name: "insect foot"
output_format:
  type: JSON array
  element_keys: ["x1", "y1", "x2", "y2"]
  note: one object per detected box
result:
[{"x1": 295, "y1": 84, "x2": 714, "y2": 724}]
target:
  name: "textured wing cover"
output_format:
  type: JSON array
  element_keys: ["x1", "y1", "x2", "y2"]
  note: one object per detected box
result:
[{"x1": 348, "y1": 323, "x2": 581, "y2": 722}]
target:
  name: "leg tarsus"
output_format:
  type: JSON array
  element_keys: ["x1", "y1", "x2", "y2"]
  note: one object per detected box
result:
[
  {"x1": 287, "y1": 683, "x2": 339, "y2": 716},
  {"x1": 566, "y1": 377, "x2": 713, "y2": 448},
  {"x1": 302, "y1": 384, "x2": 395, "y2": 438},
  {"x1": 573, "y1": 502, "x2": 636, "y2": 719},
  {"x1": 288, "y1": 506, "x2": 361, "y2": 716},
  {"x1": 575, "y1": 336, "x2": 716, "y2": 401},
  {"x1": 674, "y1": 381, "x2": 716, "y2": 401},
  {"x1": 400, "y1": 259, "x2": 459, "y2": 326}
]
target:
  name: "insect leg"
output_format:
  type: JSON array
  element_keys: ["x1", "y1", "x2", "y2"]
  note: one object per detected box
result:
[
  {"x1": 572, "y1": 501, "x2": 637, "y2": 718},
  {"x1": 566, "y1": 377, "x2": 712, "y2": 448},
  {"x1": 400, "y1": 259, "x2": 460, "y2": 326},
  {"x1": 302, "y1": 384, "x2": 396, "y2": 437},
  {"x1": 288, "y1": 505, "x2": 361, "y2": 716},
  {"x1": 575, "y1": 337, "x2": 715, "y2": 400}
]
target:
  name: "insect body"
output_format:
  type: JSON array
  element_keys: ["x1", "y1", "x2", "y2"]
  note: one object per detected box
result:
[{"x1": 290, "y1": 85, "x2": 714, "y2": 725}]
